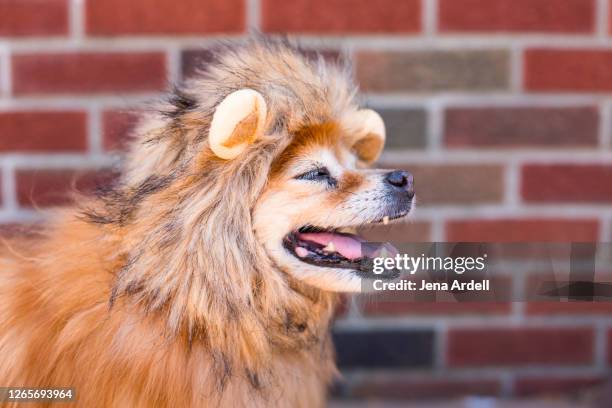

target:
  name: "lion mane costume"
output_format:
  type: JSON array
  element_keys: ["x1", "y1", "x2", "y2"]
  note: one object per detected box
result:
[{"x1": 0, "y1": 37, "x2": 413, "y2": 407}]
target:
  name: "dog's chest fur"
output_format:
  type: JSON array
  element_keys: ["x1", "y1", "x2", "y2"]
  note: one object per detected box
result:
[{"x1": 0, "y1": 216, "x2": 338, "y2": 408}]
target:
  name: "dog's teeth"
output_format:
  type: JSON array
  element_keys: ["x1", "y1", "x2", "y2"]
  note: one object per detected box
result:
[
  {"x1": 323, "y1": 242, "x2": 336, "y2": 253},
  {"x1": 295, "y1": 247, "x2": 309, "y2": 258},
  {"x1": 338, "y1": 227, "x2": 357, "y2": 234},
  {"x1": 383, "y1": 216, "x2": 389, "y2": 225}
]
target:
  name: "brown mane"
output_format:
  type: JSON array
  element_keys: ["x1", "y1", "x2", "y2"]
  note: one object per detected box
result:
[{"x1": 0, "y1": 38, "x2": 358, "y2": 407}]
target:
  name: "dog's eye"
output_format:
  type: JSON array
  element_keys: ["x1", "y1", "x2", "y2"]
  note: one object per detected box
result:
[
  {"x1": 296, "y1": 167, "x2": 330, "y2": 180},
  {"x1": 295, "y1": 167, "x2": 336, "y2": 186}
]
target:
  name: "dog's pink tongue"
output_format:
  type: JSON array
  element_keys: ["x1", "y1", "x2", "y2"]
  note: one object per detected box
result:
[{"x1": 298, "y1": 232, "x2": 363, "y2": 260}]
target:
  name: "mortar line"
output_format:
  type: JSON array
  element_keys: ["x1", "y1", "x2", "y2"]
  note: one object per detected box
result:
[
  {"x1": 10, "y1": 34, "x2": 612, "y2": 52},
  {"x1": 69, "y1": 0, "x2": 85, "y2": 40},
  {"x1": 431, "y1": 218, "x2": 445, "y2": 242},
  {"x1": 336, "y1": 316, "x2": 610, "y2": 329},
  {"x1": 594, "y1": 321, "x2": 608, "y2": 370},
  {"x1": 600, "y1": 100, "x2": 612, "y2": 149},
  {"x1": 247, "y1": 0, "x2": 262, "y2": 30},
  {"x1": 510, "y1": 45, "x2": 524, "y2": 93},
  {"x1": 602, "y1": 215, "x2": 612, "y2": 242},
  {"x1": 422, "y1": 0, "x2": 438, "y2": 37},
  {"x1": 1, "y1": 160, "x2": 17, "y2": 213},
  {"x1": 597, "y1": 0, "x2": 610, "y2": 38},
  {"x1": 365, "y1": 93, "x2": 610, "y2": 106},
  {"x1": 504, "y1": 161, "x2": 521, "y2": 209},
  {"x1": 87, "y1": 104, "x2": 103, "y2": 156},
  {"x1": 1, "y1": 93, "x2": 609, "y2": 108},
  {"x1": 427, "y1": 100, "x2": 444, "y2": 151},
  {"x1": 166, "y1": 47, "x2": 181, "y2": 85},
  {"x1": 434, "y1": 321, "x2": 447, "y2": 370},
  {"x1": 380, "y1": 150, "x2": 612, "y2": 164},
  {"x1": 0, "y1": 45, "x2": 11, "y2": 97}
]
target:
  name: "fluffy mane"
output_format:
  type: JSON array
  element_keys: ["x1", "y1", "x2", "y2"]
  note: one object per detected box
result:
[{"x1": 0, "y1": 38, "x2": 358, "y2": 406}]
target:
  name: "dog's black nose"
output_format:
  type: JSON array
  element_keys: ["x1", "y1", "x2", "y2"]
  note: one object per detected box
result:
[{"x1": 385, "y1": 170, "x2": 414, "y2": 198}]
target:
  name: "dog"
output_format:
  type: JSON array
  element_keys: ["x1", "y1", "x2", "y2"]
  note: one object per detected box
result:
[{"x1": 0, "y1": 38, "x2": 414, "y2": 407}]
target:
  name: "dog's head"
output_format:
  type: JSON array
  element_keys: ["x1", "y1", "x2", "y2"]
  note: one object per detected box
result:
[
  {"x1": 202, "y1": 59, "x2": 414, "y2": 293},
  {"x1": 106, "y1": 39, "x2": 414, "y2": 313},
  {"x1": 90, "y1": 39, "x2": 416, "y2": 378}
]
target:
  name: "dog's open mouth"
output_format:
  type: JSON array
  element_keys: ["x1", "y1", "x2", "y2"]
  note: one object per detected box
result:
[{"x1": 282, "y1": 213, "x2": 406, "y2": 278}]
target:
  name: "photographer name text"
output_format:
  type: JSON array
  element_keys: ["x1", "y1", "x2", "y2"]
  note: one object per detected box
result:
[{"x1": 373, "y1": 279, "x2": 490, "y2": 292}]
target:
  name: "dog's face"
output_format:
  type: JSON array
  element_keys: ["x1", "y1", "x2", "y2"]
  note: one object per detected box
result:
[
  {"x1": 253, "y1": 125, "x2": 414, "y2": 292},
  {"x1": 207, "y1": 89, "x2": 414, "y2": 293}
]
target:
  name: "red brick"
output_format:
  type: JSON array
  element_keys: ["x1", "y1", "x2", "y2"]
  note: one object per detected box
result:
[
  {"x1": 525, "y1": 49, "x2": 612, "y2": 92},
  {"x1": 0, "y1": 111, "x2": 87, "y2": 152},
  {"x1": 377, "y1": 108, "x2": 428, "y2": 149},
  {"x1": 523, "y1": 164, "x2": 612, "y2": 203},
  {"x1": 12, "y1": 52, "x2": 166, "y2": 95},
  {"x1": 514, "y1": 376, "x2": 604, "y2": 396},
  {"x1": 526, "y1": 301, "x2": 612, "y2": 315},
  {"x1": 358, "y1": 222, "x2": 431, "y2": 242},
  {"x1": 445, "y1": 107, "x2": 599, "y2": 148},
  {"x1": 262, "y1": 0, "x2": 421, "y2": 33},
  {"x1": 439, "y1": 0, "x2": 595, "y2": 33},
  {"x1": 102, "y1": 110, "x2": 141, "y2": 151},
  {"x1": 447, "y1": 327, "x2": 594, "y2": 366},
  {"x1": 0, "y1": 0, "x2": 68, "y2": 37},
  {"x1": 357, "y1": 50, "x2": 509, "y2": 92},
  {"x1": 16, "y1": 169, "x2": 111, "y2": 207},
  {"x1": 446, "y1": 219, "x2": 599, "y2": 242},
  {"x1": 386, "y1": 164, "x2": 504, "y2": 205},
  {"x1": 86, "y1": 0, "x2": 244, "y2": 35},
  {"x1": 351, "y1": 377, "x2": 501, "y2": 399}
]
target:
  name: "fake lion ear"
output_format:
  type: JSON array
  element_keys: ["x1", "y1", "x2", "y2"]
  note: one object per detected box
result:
[
  {"x1": 208, "y1": 89, "x2": 267, "y2": 160},
  {"x1": 347, "y1": 109, "x2": 386, "y2": 164}
]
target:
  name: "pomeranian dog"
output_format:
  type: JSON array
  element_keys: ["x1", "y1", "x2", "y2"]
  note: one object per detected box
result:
[{"x1": 0, "y1": 38, "x2": 414, "y2": 407}]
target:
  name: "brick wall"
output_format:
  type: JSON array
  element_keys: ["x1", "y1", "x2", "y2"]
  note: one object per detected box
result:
[{"x1": 1, "y1": 0, "x2": 612, "y2": 402}]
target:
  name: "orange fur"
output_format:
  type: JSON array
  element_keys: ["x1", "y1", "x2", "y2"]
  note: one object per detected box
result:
[
  {"x1": 0, "y1": 212, "x2": 336, "y2": 407},
  {"x1": 271, "y1": 123, "x2": 340, "y2": 177},
  {"x1": 0, "y1": 37, "x2": 383, "y2": 407}
]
